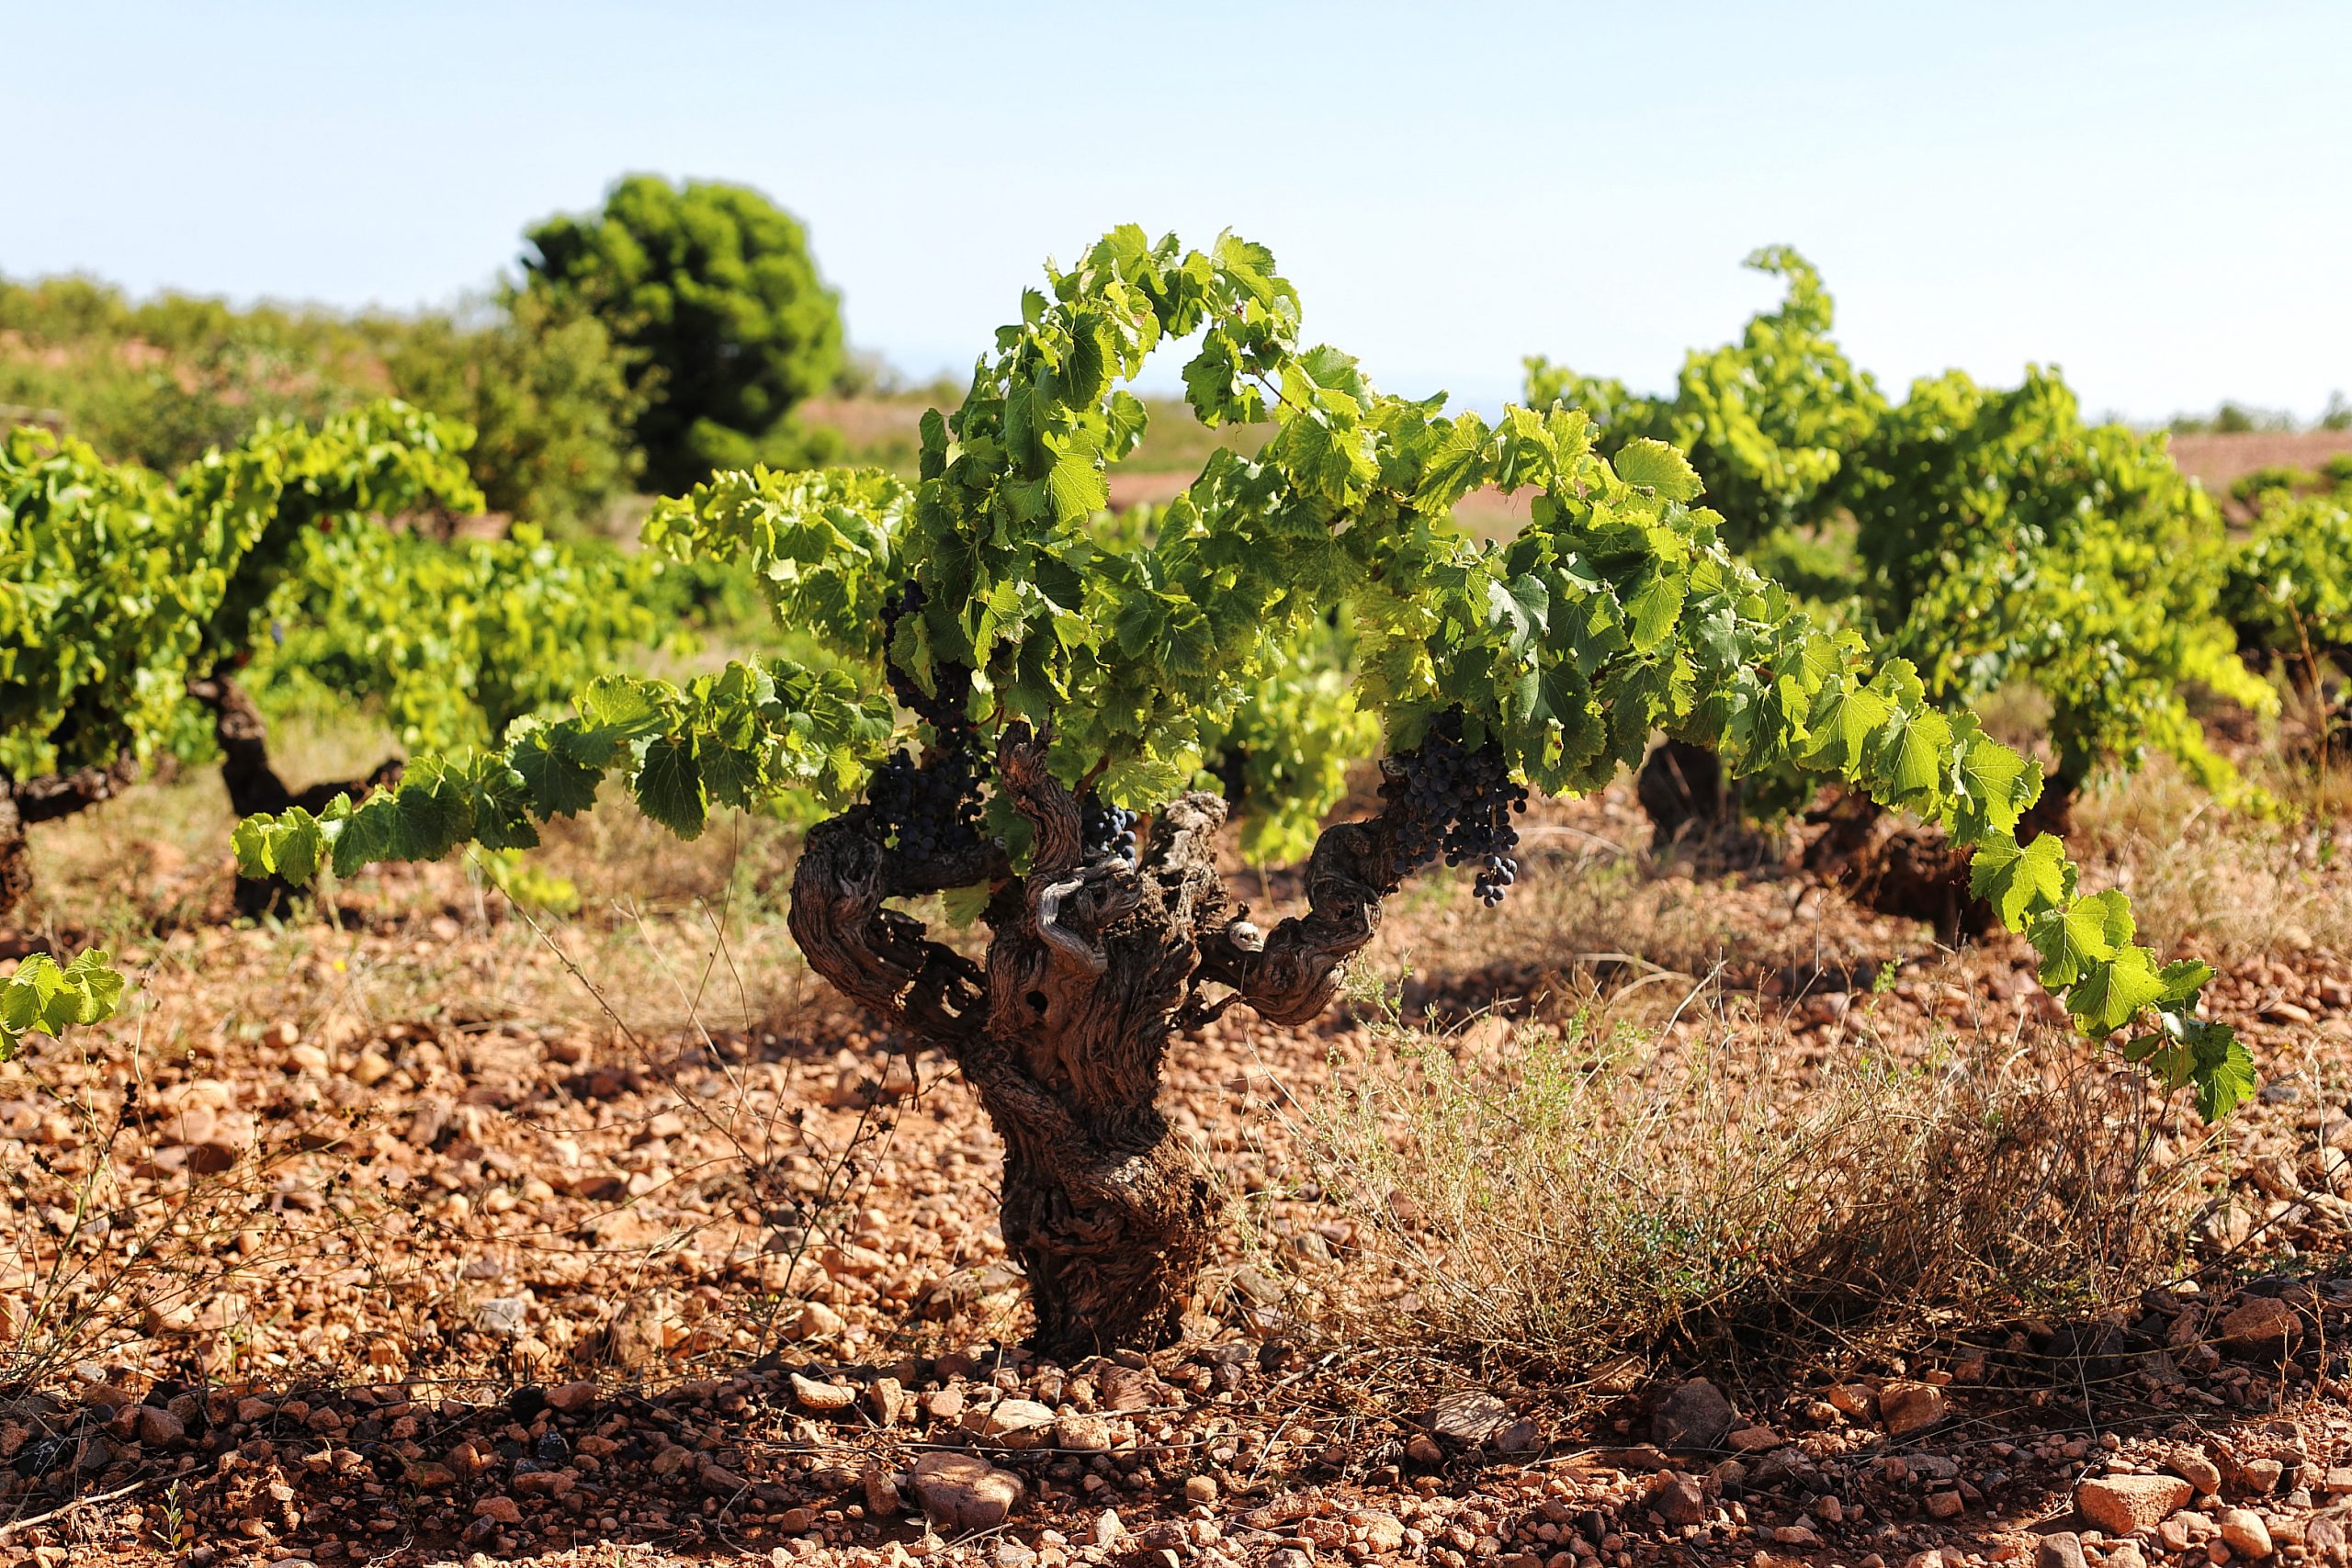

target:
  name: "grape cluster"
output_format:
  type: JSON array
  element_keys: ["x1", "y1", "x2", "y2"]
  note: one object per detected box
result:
[
  {"x1": 1378, "y1": 711, "x2": 1529, "y2": 907},
  {"x1": 880, "y1": 581, "x2": 976, "y2": 741},
  {"x1": 866, "y1": 745, "x2": 986, "y2": 863},
  {"x1": 1080, "y1": 793, "x2": 1139, "y2": 866},
  {"x1": 867, "y1": 581, "x2": 987, "y2": 863}
]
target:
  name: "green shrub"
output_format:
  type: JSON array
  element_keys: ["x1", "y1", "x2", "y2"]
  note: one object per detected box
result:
[{"x1": 524, "y1": 175, "x2": 845, "y2": 493}]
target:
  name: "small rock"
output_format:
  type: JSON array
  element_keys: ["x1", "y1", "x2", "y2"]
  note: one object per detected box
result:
[
  {"x1": 1405, "y1": 1433, "x2": 1444, "y2": 1467},
  {"x1": 910, "y1": 1451, "x2": 1023, "y2": 1530},
  {"x1": 2219, "y1": 1295, "x2": 2301, "y2": 1355},
  {"x1": 547, "y1": 1380, "x2": 599, "y2": 1415},
  {"x1": 473, "y1": 1495, "x2": 523, "y2": 1526},
  {"x1": 1359, "y1": 1513, "x2": 1407, "y2": 1553},
  {"x1": 82, "y1": 1382, "x2": 134, "y2": 1412},
  {"x1": 1826, "y1": 1383, "x2": 1875, "y2": 1419},
  {"x1": 1092, "y1": 1510, "x2": 1125, "y2": 1549},
  {"x1": 2036, "y1": 1533, "x2": 2089, "y2": 1568},
  {"x1": 2168, "y1": 1449, "x2": 2223, "y2": 1495},
  {"x1": 1493, "y1": 1418, "x2": 1543, "y2": 1455},
  {"x1": 1651, "y1": 1473, "x2": 1706, "y2": 1527},
  {"x1": 1650, "y1": 1378, "x2": 1736, "y2": 1450},
  {"x1": 868, "y1": 1375, "x2": 907, "y2": 1427},
  {"x1": 1726, "y1": 1425, "x2": 1783, "y2": 1452},
  {"x1": 1056, "y1": 1413, "x2": 1113, "y2": 1451},
  {"x1": 2219, "y1": 1508, "x2": 2272, "y2": 1559},
  {"x1": 965, "y1": 1397, "x2": 1056, "y2": 1449},
  {"x1": 1430, "y1": 1390, "x2": 1512, "y2": 1446},
  {"x1": 2239, "y1": 1456, "x2": 2285, "y2": 1495},
  {"x1": 1927, "y1": 1490, "x2": 1965, "y2": 1519},
  {"x1": 473, "y1": 1296, "x2": 529, "y2": 1336},
  {"x1": 794, "y1": 1300, "x2": 848, "y2": 1341},
  {"x1": 136, "y1": 1406, "x2": 186, "y2": 1448},
  {"x1": 865, "y1": 1465, "x2": 901, "y2": 1517},
  {"x1": 1878, "y1": 1381, "x2": 1948, "y2": 1437},
  {"x1": 1183, "y1": 1475, "x2": 1217, "y2": 1506},
  {"x1": 790, "y1": 1373, "x2": 856, "y2": 1413},
  {"x1": 2076, "y1": 1474, "x2": 2191, "y2": 1536}
]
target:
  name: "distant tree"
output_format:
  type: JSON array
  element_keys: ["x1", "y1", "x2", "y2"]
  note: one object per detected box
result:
[
  {"x1": 523, "y1": 175, "x2": 845, "y2": 493},
  {"x1": 2167, "y1": 400, "x2": 2301, "y2": 435}
]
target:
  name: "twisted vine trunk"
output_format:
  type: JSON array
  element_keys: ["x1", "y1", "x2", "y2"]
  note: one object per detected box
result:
[
  {"x1": 789, "y1": 727, "x2": 1412, "y2": 1356},
  {"x1": 1804, "y1": 774, "x2": 2078, "y2": 947},
  {"x1": 186, "y1": 674, "x2": 404, "y2": 914},
  {"x1": 0, "y1": 753, "x2": 141, "y2": 920}
]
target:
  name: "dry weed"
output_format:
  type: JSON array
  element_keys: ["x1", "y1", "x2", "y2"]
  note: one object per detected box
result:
[
  {"x1": 2071, "y1": 755, "x2": 2352, "y2": 963},
  {"x1": 1295, "y1": 988, "x2": 2203, "y2": 1380}
]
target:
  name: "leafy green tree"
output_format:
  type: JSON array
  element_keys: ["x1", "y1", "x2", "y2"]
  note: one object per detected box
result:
[
  {"x1": 236, "y1": 228, "x2": 2252, "y2": 1355},
  {"x1": 524, "y1": 175, "x2": 845, "y2": 494}
]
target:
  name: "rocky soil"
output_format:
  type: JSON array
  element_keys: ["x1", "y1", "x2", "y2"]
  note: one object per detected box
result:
[{"x1": 6, "y1": 776, "x2": 2352, "y2": 1568}]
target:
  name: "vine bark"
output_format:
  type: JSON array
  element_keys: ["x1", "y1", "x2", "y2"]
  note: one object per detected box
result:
[{"x1": 787, "y1": 725, "x2": 1412, "y2": 1356}]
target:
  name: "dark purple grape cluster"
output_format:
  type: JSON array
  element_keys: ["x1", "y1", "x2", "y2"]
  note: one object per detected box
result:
[
  {"x1": 866, "y1": 745, "x2": 986, "y2": 863},
  {"x1": 1080, "y1": 793, "x2": 1139, "y2": 865},
  {"x1": 867, "y1": 581, "x2": 986, "y2": 863},
  {"x1": 1378, "y1": 711, "x2": 1529, "y2": 908},
  {"x1": 880, "y1": 581, "x2": 976, "y2": 743}
]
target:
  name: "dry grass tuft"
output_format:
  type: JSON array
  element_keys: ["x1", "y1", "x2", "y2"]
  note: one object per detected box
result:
[
  {"x1": 2070, "y1": 752, "x2": 2352, "y2": 963},
  {"x1": 1297, "y1": 996, "x2": 2203, "y2": 1379}
]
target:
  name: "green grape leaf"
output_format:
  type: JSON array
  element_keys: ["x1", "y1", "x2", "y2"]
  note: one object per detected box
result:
[
  {"x1": 2068, "y1": 944, "x2": 2167, "y2": 1032},
  {"x1": 511, "y1": 727, "x2": 605, "y2": 818},
  {"x1": 1046, "y1": 446, "x2": 1109, "y2": 525},
  {"x1": 1, "y1": 949, "x2": 127, "y2": 1056},
  {"x1": 1968, "y1": 833, "x2": 2070, "y2": 929},
  {"x1": 1874, "y1": 705, "x2": 1951, "y2": 805},
  {"x1": 939, "y1": 882, "x2": 994, "y2": 929},
  {"x1": 634, "y1": 736, "x2": 708, "y2": 838},
  {"x1": 2031, "y1": 887, "x2": 2133, "y2": 989},
  {"x1": 1955, "y1": 734, "x2": 2039, "y2": 837},
  {"x1": 1623, "y1": 571, "x2": 1687, "y2": 653},
  {"x1": 1612, "y1": 438, "x2": 1703, "y2": 502}
]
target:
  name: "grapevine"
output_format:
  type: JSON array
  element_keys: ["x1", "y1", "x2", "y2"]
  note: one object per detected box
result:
[
  {"x1": 1534, "y1": 253, "x2": 2284, "y2": 848},
  {"x1": 232, "y1": 227, "x2": 2256, "y2": 1353},
  {"x1": 1, "y1": 401, "x2": 670, "y2": 915}
]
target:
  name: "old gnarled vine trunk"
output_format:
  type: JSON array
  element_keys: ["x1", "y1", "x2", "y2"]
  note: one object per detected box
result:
[
  {"x1": 187, "y1": 674, "x2": 405, "y2": 915},
  {"x1": 1, "y1": 753, "x2": 141, "y2": 922},
  {"x1": 788, "y1": 726, "x2": 1418, "y2": 1356}
]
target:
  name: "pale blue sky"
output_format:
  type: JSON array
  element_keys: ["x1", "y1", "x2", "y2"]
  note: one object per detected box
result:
[{"x1": 4, "y1": 2, "x2": 2346, "y2": 422}]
